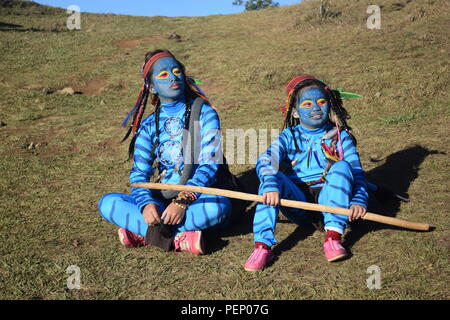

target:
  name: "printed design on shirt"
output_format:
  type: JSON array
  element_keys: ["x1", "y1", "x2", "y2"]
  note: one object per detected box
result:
[
  {"x1": 157, "y1": 139, "x2": 182, "y2": 167},
  {"x1": 163, "y1": 117, "x2": 184, "y2": 137}
]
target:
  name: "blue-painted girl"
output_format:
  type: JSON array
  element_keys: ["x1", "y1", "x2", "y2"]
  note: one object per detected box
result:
[
  {"x1": 244, "y1": 75, "x2": 369, "y2": 271},
  {"x1": 98, "y1": 49, "x2": 231, "y2": 254}
]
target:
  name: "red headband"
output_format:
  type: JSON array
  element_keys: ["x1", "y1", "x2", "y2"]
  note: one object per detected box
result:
[
  {"x1": 285, "y1": 75, "x2": 318, "y2": 95},
  {"x1": 142, "y1": 52, "x2": 175, "y2": 79},
  {"x1": 280, "y1": 75, "x2": 325, "y2": 116}
]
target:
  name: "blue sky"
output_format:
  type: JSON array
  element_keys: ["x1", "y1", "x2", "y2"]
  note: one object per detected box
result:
[{"x1": 34, "y1": 0, "x2": 301, "y2": 17}]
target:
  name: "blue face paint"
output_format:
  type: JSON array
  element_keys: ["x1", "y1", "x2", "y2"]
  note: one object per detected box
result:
[
  {"x1": 296, "y1": 87, "x2": 330, "y2": 129},
  {"x1": 151, "y1": 57, "x2": 186, "y2": 102}
]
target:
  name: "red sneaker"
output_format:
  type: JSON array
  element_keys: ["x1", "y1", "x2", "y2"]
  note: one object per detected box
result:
[
  {"x1": 173, "y1": 231, "x2": 205, "y2": 255},
  {"x1": 118, "y1": 228, "x2": 145, "y2": 248},
  {"x1": 323, "y1": 238, "x2": 348, "y2": 262},
  {"x1": 244, "y1": 243, "x2": 274, "y2": 272},
  {"x1": 323, "y1": 230, "x2": 348, "y2": 262}
]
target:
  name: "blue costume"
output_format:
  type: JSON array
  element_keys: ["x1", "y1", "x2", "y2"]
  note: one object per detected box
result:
[
  {"x1": 254, "y1": 122, "x2": 369, "y2": 246},
  {"x1": 98, "y1": 97, "x2": 231, "y2": 237},
  {"x1": 98, "y1": 52, "x2": 231, "y2": 243},
  {"x1": 243, "y1": 75, "x2": 370, "y2": 270}
]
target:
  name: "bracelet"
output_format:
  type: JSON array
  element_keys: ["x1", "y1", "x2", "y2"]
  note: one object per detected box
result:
[
  {"x1": 186, "y1": 192, "x2": 197, "y2": 201},
  {"x1": 172, "y1": 199, "x2": 187, "y2": 210},
  {"x1": 175, "y1": 191, "x2": 197, "y2": 206},
  {"x1": 179, "y1": 191, "x2": 196, "y2": 202}
]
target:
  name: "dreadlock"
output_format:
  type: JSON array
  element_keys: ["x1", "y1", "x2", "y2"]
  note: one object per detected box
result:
[
  {"x1": 283, "y1": 79, "x2": 357, "y2": 146},
  {"x1": 122, "y1": 50, "x2": 167, "y2": 159}
]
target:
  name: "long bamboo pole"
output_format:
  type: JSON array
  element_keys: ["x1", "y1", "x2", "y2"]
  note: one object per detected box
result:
[{"x1": 128, "y1": 182, "x2": 431, "y2": 231}]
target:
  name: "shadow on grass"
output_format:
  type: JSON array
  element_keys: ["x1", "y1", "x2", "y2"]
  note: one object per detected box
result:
[
  {"x1": 344, "y1": 145, "x2": 442, "y2": 249},
  {"x1": 203, "y1": 230, "x2": 230, "y2": 255},
  {"x1": 0, "y1": 22, "x2": 67, "y2": 33},
  {"x1": 270, "y1": 225, "x2": 316, "y2": 264},
  {"x1": 218, "y1": 169, "x2": 259, "y2": 238},
  {"x1": 216, "y1": 145, "x2": 442, "y2": 255}
]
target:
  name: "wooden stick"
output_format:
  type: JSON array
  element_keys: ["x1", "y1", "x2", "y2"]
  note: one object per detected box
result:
[{"x1": 128, "y1": 182, "x2": 431, "y2": 231}]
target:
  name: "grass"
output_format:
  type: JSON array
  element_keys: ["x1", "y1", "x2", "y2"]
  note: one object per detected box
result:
[
  {"x1": 379, "y1": 113, "x2": 417, "y2": 124},
  {"x1": 0, "y1": 0, "x2": 449, "y2": 300}
]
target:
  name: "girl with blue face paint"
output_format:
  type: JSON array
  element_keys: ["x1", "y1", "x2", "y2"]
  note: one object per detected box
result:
[
  {"x1": 244, "y1": 75, "x2": 369, "y2": 271},
  {"x1": 294, "y1": 87, "x2": 330, "y2": 129},
  {"x1": 150, "y1": 56, "x2": 186, "y2": 102},
  {"x1": 98, "y1": 49, "x2": 232, "y2": 255}
]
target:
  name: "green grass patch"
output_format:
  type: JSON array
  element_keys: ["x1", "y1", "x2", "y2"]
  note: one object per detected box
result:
[{"x1": 379, "y1": 113, "x2": 417, "y2": 125}]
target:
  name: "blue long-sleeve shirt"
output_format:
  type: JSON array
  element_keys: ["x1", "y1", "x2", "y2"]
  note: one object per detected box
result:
[
  {"x1": 257, "y1": 122, "x2": 369, "y2": 208},
  {"x1": 130, "y1": 97, "x2": 222, "y2": 212}
]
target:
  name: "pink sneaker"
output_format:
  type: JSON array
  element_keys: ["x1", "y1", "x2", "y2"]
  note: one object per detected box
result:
[
  {"x1": 244, "y1": 244, "x2": 274, "y2": 272},
  {"x1": 118, "y1": 228, "x2": 145, "y2": 248},
  {"x1": 323, "y1": 238, "x2": 348, "y2": 262},
  {"x1": 173, "y1": 231, "x2": 205, "y2": 255}
]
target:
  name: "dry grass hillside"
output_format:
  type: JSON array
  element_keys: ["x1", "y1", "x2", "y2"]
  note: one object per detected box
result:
[{"x1": 0, "y1": 0, "x2": 449, "y2": 300}]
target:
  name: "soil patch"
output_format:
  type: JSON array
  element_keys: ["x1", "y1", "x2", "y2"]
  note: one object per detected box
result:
[
  {"x1": 74, "y1": 77, "x2": 108, "y2": 96},
  {"x1": 112, "y1": 34, "x2": 166, "y2": 49}
]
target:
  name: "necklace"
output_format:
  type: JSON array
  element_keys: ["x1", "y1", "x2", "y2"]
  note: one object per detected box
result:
[
  {"x1": 296, "y1": 127, "x2": 338, "y2": 169},
  {"x1": 161, "y1": 103, "x2": 187, "y2": 139}
]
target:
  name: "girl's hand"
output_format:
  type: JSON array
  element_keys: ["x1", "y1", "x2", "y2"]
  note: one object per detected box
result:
[
  {"x1": 143, "y1": 203, "x2": 161, "y2": 226},
  {"x1": 263, "y1": 192, "x2": 280, "y2": 207},
  {"x1": 161, "y1": 202, "x2": 186, "y2": 225},
  {"x1": 348, "y1": 204, "x2": 367, "y2": 222}
]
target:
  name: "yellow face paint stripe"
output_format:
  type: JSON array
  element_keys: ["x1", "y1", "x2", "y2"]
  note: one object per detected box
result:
[
  {"x1": 300, "y1": 99, "x2": 314, "y2": 108},
  {"x1": 317, "y1": 98, "x2": 327, "y2": 106},
  {"x1": 156, "y1": 71, "x2": 169, "y2": 79}
]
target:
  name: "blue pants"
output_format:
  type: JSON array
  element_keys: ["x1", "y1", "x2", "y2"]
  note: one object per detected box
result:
[
  {"x1": 254, "y1": 161, "x2": 355, "y2": 246},
  {"x1": 98, "y1": 192, "x2": 232, "y2": 237}
]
